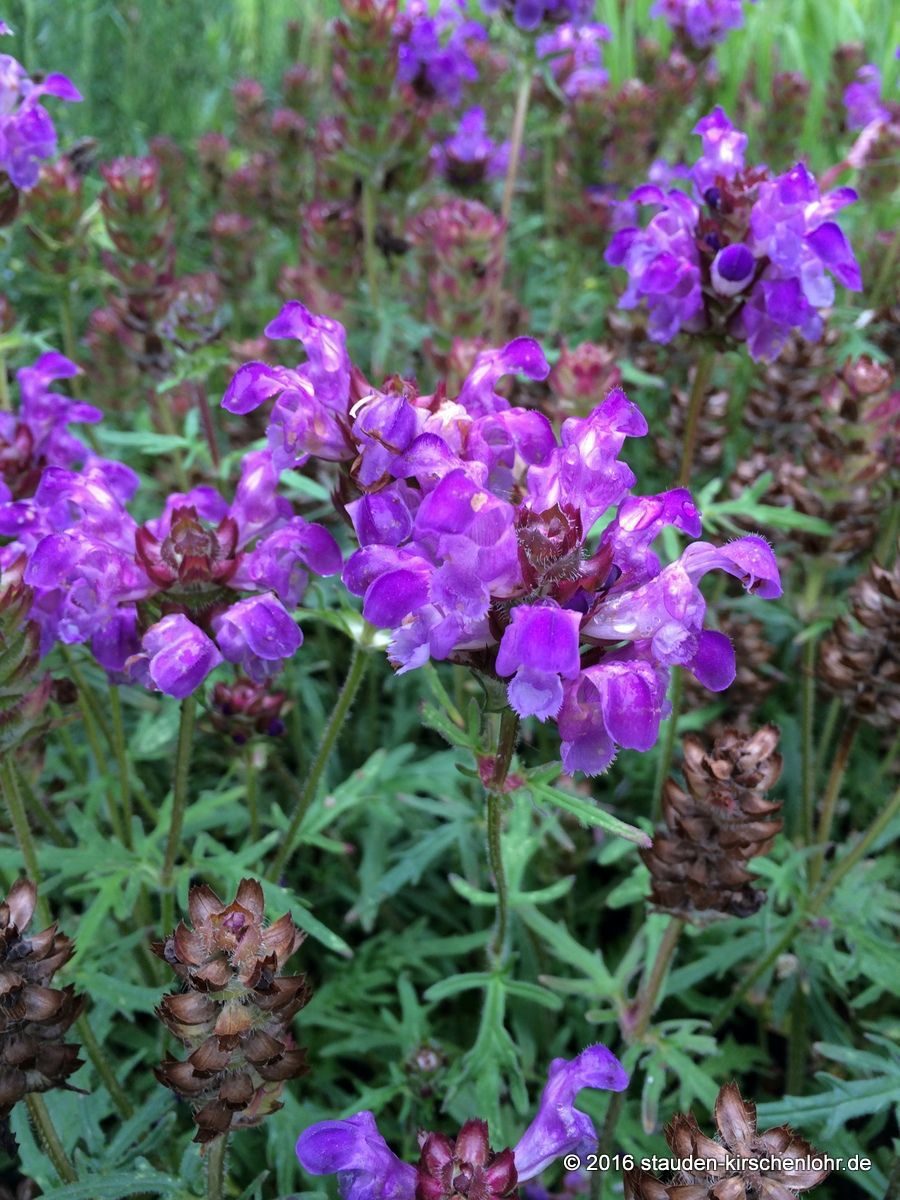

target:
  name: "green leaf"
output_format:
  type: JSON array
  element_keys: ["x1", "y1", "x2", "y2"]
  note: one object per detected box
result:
[
  {"x1": 525, "y1": 779, "x2": 652, "y2": 847},
  {"x1": 98, "y1": 430, "x2": 190, "y2": 454},
  {"x1": 36, "y1": 1167, "x2": 181, "y2": 1200}
]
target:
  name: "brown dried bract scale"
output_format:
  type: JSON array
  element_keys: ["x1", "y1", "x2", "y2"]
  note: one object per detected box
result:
[
  {"x1": 641, "y1": 727, "x2": 783, "y2": 920},
  {"x1": 818, "y1": 550, "x2": 900, "y2": 730},
  {"x1": 416, "y1": 1118, "x2": 518, "y2": 1200},
  {"x1": 0, "y1": 879, "x2": 85, "y2": 1118},
  {"x1": 0, "y1": 1178, "x2": 41, "y2": 1200},
  {"x1": 624, "y1": 1081, "x2": 829, "y2": 1198},
  {"x1": 154, "y1": 878, "x2": 310, "y2": 1144}
]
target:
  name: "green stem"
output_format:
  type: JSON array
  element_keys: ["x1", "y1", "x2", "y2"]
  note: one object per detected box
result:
[
  {"x1": 0, "y1": 758, "x2": 50, "y2": 924},
  {"x1": 161, "y1": 696, "x2": 197, "y2": 931},
  {"x1": 809, "y1": 714, "x2": 859, "y2": 889},
  {"x1": 800, "y1": 638, "x2": 817, "y2": 845},
  {"x1": 26, "y1": 1094, "x2": 77, "y2": 1183},
  {"x1": 813, "y1": 784, "x2": 900, "y2": 906},
  {"x1": 61, "y1": 648, "x2": 113, "y2": 745},
  {"x1": 485, "y1": 708, "x2": 519, "y2": 965},
  {"x1": 676, "y1": 349, "x2": 716, "y2": 489},
  {"x1": 631, "y1": 915, "x2": 685, "y2": 1042},
  {"x1": 207, "y1": 1133, "x2": 228, "y2": 1200},
  {"x1": 246, "y1": 743, "x2": 260, "y2": 843},
  {"x1": 0, "y1": 350, "x2": 9, "y2": 410},
  {"x1": 651, "y1": 666, "x2": 682, "y2": 822},
  {"x1": 76, "y1": 681, "x2": 127, "y2": 846},
  {"x1": 77, "y1": 1014, "x2": 134, "y2": 1119},
  {"x1": 599, "y1": 917, "x2": 685, "y2": 1175},
  {"x1": 267, "y1": 641, "x2": 369, "y2": 883},
  {"x1": 109, "y1": 684, "x2": 134, "y2": 848},
  {"x1": 814, "y1": 696, "x2": 842, "y2": 783},
  {"x1": 490, "y1": 67, "x2": 534, "y2": 343},
  {"x1": 361, "y1": 179, "x2": 381, "y2": 313}
]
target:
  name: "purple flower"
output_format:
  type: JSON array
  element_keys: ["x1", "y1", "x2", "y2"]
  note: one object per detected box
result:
[
  {"x1": 9, "y1": 444, "x2": 338, "y2": 695},
  {"x1": 433, "y1": 107, "x2": 508, "y2": 184},
  {"x1": 536, "y1": 23, "x2": 611, "y2": 98},
  {"x1": 844, "y1": 65, "x2": 890, "y2": 131},
  {"x1": 496, "y1": 603, "x2": 582, "y2": 720},
  {"x1": 482, "y1": 0, "x2": 594, "y2": 32},
  {"x1": 212, "y1": 593, "x2": 302, "y2": 682},
  {"x1": 224, "y1": 305, "x2": 783, "y2": 772},
  {"x1": 127, "y1": 614, "x2": 223, "y2": 699},
  {"x1": 396, "y1": 0, "x2": 486, "y2": 106},
  {"x1": 691, "y1": 106, "x2": 747, "y2": 197},
  {"x1": 604, "y1": 187, "x2": 704, "y2": 343},
  {"x1": 0, "y1": 49, "x2": 82, "y2": 189},
  {"x1": 606, "y1": 110, "x2": 862, "y2": 360},
  {"x1": 650, "y1": 0, "x2": 751, "y2": 49},
  {"x1": 296, "y1": 1046, "x2": 627, "y2": 1199}
]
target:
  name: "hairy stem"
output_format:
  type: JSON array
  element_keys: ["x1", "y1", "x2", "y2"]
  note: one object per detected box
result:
[
  {"x1": 485, "y1": 708, "x2": 519, "y2": 965},
  {"x1": 809, "y1": 713, "x2": 859, "y2": 888},
  {"x1": 161, "y1": 695, "x2": 197, "y2": 931},
  {"x1": 0, "y1": 351, "x2": 9, "y2": 410},
  {"x1": 77, "y1": 1014, "x2": 134, "y2": 1119},
  {"x1": 109, "y1": 684, "x2": 134, "y2": 848},
  {"x1": 651, "y1": 666, "x2": 683, "y2": 822},
  {"x1": 207, "y1": 1133, "x2": 229, "y2": 1200},
  {"x1": 489, "y1": 67, "x2": 534, "y2": 342},
  {"x1": 632, "y1": 915, "x2": 685, "y2": 1042},
  {"x1": 194, "y1": 380, "x2": 221, "y2": 470},
  {"x1": 246, "y1": 742, "x2": 260, "y2": 843},
  {"x1": 26, "y1": 1094, "x2": 77, "y2": 1183},
  {"x1": 800, "y1": 637, "x2": 817, "y2": 845},
  {"x1": 268, "y1": 641, "x2": 369, "y2": 883},
  {"x1": 361, "y1": 179, "x2": 381, "y2": 313},
  {"x1": 677, "y1": 349, "x2": 716, "y2": 489},
  {"x1": 0, "y1": 758, "x2": 50, "y2": 924}
]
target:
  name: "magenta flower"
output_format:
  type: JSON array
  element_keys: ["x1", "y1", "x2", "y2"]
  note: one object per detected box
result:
[
  {"x1": 296, "y1": 1045, "x2": 627, "y2": 1199},
  {"x1": 0, "y1": 31, "x2": 82, "y2": 189},
  {"x1": 605, "y1": 108, "x2": 862, "y2": 361},
  {"x1": 4, "y1": 446, "x2": 341, "y2": 697},
  {"x1": 432, "y1": 107, "x2": 508, "y2": 185},
  {"x1": 481, "y1": 0, "x2": 594, "y2": 33},
  {"x1": 650, "y1": 0, "x2": 752, "y2": 49},
  {"x1": 224, "y1": 303, "x2": 783, "y2": 774},
  {"x1": 536, "y1": 22, "x2": 611, "y2": 98},
  {"x1": 844, "y1": 64, "x2": 890, "y2": 131},
  {"x1": 395, "y1": 0, "x2": 486, "y2": 105}
]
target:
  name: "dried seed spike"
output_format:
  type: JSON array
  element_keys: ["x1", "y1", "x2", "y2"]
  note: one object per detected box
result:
[
  {"x1": 154, "y1": 877, "x2": 311, "y2": 1142},
  {"x1": 641, "y1": 727, "x2": 784, "y2": 920}
]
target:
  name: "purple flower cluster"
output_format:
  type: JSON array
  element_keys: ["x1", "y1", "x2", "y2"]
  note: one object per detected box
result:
[
  {"x1": 843, "y1": 64, "x2": 890, "y2": 131},
  {"x1": 296, "y1": 1045, "x2": 627, "y2": 1199},
  {"x1": 0, "y1": 352, "x2": 106, "y2": 503},
  {"x1": 432, "y1": 107, "x2": 508, "y2": 184},
  {"x1": 224, "y1": 300, "x2": 781, "y2": 775},
  {"x1": 395, "y1": 0, "x2": 486, "y2": 106},
  {"x1": 481, "y1": 0, "x2": 594, "y2": 34},
  {"x1": 536, "y1": 22, "x2": 611, "y2": 98},
  {"x1": 605, "y1": 107, "x2": 863, "y2": 361},
  {"x1": 0, "y1": 26, "x2": 81, "y2": 189},
  {"x1": 1, "y1": 431, "x2": 341, "y2": 697},
  {"x1": 650, "y1": 0, "x2": 751, "y2": 49}
]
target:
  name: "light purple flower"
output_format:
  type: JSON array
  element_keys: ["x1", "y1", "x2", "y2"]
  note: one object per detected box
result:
[
  {"x1": 432, "y1": 107, "x2": 508, "y2": 182},
  {"x1": 844, "y1": 64, "x2": 890, "y2": 131},
  {"x1": 0, "y1": 50, "x2": 82, "y2": 189},
  {"x1": 691, "y1": 106, "x2": 747, "y2": 197},
  {"x1": 127, "y1": 614, "x2": 223, "y2": 699},
  {"x1": 296, "y1": 1045, "x2": 627, "y2": 1199},
  {"x1": 536, "y1": 23, "x2": 611, "y2": 98},
  {"x1": 496, "y1": 603, "x2": 582, "y2": 720},
  {"x1": 212, "y1": 592, "x2": 302, "y2": 682},
  {"x1": 396, "y1": 0, "x2": 486, "y2": 106},
  {"x1": 650, "y1": 0, "x2": 751, "y2": 49}
]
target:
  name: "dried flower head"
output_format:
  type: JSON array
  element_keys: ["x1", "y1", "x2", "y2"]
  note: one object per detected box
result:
[
  {"x1": 0, "y1": 879, "x2": 85, "y2": 1117},
  {"x1": 641, "y1": 726, "x2": 783, "y2": 919},
  {"x1": 154, "y1": 878, "x2": 310, "y2": 1143},
  {"x1": 624, "y1": 1081, "x2": 829, "y2": 1198}
]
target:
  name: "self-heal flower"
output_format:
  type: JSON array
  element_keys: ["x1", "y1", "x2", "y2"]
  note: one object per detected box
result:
[
  {"x1": 650, "y1": 0, "x2": 752, "y2": 51},
  {"x1": 606, "y1": 108, "x2": 862, "y2": 361},
  {"x1": 844, "y1": 64, "x2": 890, "y2": 130},
  {"x1": 536, "y1": 23, "x2": 611, "y2": 98},
  {"x1": 432, "y1": 107, "x2": 508, "y2": 185},
  {"x1": 0, "y1": 33, "x2": 82, "y2": 191},
  {"x1": 395, "y1": 0, "x2": 486, "y2": 105},
  {"x1": 296, "y1": 1045, "x2": 628, "y2": 1198}
]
